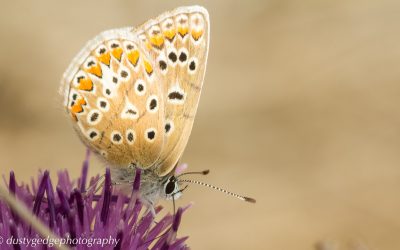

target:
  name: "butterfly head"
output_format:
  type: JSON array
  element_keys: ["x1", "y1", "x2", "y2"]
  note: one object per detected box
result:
[
  {"x1": 112, "y1": 166, "x2": 185, "y2": 205},
  {"x1": 163, "y1": 175, "x2": 183, "y2": 200}
]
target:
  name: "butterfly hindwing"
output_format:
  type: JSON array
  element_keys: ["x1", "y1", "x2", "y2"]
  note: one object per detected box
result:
[{"x1": 61, "y1": 29, "x2": 165, "y2": 169}]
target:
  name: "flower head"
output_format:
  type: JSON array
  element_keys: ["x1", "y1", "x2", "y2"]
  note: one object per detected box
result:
[{"x1": 0, "y1": 152, "x2": 189, "y2": 249}]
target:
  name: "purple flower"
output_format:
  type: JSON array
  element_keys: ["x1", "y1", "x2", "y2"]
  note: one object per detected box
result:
[{"x1": 0, "y1": 152, "x2": 189, "y2": 250}]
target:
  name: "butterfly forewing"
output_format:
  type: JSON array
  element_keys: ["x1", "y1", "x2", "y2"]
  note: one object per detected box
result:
[
  {"x1": 61, "y1": 30, "x2": 165, "y2": 169},
  {"x1": 132, "y1": 6, "x2": 210, "y2": 176}
]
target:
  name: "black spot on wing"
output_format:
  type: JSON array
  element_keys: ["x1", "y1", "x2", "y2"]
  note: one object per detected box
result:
[
  {"x1": 89, "y1": 131, "x2": 97, "y2": 139},
  {"x1": 168, "y1": 92, "x2": 184, "y2": 100},
  {"x1": 90, "y1": 112, "x2": 99, "y2": 122},
  {"x1": 147, "y1": 130, "x2": 155, "y2": 140},
  {"x1": 149, "y1": 99, "x2": 157, "y2": 110},
  {"x1": 168, "y1": 52, "x2": 177, "y2": 63},
  {"x1": 159, "y1": 60, "x2": 167, "y2": 70},
  {"x1": 113, "y1": 133, "x2": 122, "y2": 142},
  {"x1": 179, "y1": 52, "x2": 187, "y2": 62},
  {"x1": 165, "y1": 123, "x2": 171, "y2": 133}
]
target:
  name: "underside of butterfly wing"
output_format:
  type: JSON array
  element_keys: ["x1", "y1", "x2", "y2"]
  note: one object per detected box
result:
[
  {"x1": 61, "y1": 6, "x2": 209, "y2": 177},
  {"x1": 131, "y1": 6, "x2": 210, "y2": 176},
  {"x1": 61, "y1": 29, "x2": 165, "y2": 169}
]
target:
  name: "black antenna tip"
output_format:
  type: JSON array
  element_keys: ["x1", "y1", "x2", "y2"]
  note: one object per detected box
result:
[
  {"x1": 244, "y1": 197, "x2": 256, "y2": 203},
  {"x1": 202, "y1": 170, "x2": 210, "y2": 175}
]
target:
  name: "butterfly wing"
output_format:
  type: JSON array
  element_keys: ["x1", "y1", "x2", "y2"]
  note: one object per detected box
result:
[
  {"x1": 61, "y1": 6, "x2": 209, "y2": 176},
  {"x1": 60, "y1": 29, "x2": 165, "y2": 169},
  {"x1": 132, "y1": 6, "x2": 210, "y2": 176}
]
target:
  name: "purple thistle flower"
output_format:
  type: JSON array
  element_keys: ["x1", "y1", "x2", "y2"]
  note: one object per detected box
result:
[{"x1": 0, "y1": 154, "x2": 189, "y2": 250}]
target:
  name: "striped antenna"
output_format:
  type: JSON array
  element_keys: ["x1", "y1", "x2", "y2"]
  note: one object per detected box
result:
[{"x1": 178, "y1": 179, "x2": 256, "y2": 203}]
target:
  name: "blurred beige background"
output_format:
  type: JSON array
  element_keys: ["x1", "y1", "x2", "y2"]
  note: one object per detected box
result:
[{"x1": 1, "y1": 0, "x2": 400, "y2": 249}]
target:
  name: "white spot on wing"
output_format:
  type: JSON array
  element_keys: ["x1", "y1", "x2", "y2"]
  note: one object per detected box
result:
[
  {"x1": 121, "y1": 99, "x2": 139, "y2": 119},
  {"x1": 100, "y1": 150, "x2": 108, "y2": 158},
  {"x1": 167, "y1": 82, "x2": 186, "y2": 105},
  {"x1": 190, "y1": 13, "x2": 205, "y2": 44},
  {"x1": 134, "y1": 79, "x2": 146, "y2": 96},
  {"x1": 86, "y1": 128, "x2": 100, "y2": 141}
]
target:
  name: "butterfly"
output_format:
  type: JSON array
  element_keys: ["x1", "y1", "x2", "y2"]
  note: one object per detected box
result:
[{"x1": 60, "y1": 6, "x2": 210, "y2": 207}]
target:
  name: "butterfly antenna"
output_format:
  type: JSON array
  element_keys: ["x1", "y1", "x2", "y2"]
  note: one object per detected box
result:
[
  {"x1": 178, "y1": 179, "x2": 256, "y2": 203},
  {"x1": 177, "y1": 169, "x2": 210, "y2": 177}
]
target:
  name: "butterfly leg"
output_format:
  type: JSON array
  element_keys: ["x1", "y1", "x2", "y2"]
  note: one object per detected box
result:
[
  {"x1": 171, "y1": 184, "x2": 189, "y2": 197},
  {"x1": 83, "y1": 174, "x2": 105, "y2": 195}
]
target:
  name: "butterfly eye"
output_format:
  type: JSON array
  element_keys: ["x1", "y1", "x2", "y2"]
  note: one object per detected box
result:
[{"x1": 165, "y1": 178, "x2": 176, "y2": 195}]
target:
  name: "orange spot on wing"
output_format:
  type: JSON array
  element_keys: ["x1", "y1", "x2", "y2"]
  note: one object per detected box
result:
[
  {"x1": 143, "y1": 60, "x2": 153, "y2": 75},
  {"x1": 191, "y1": 29, "x2": 203, "y2": 41},
  {"x1": 150, "y1": 35, "x2": 164, "y2": 49},
  {"x1": 178, "y1": 27, "x2": 188, "y2": 37},
  {"x1": 111, "y1": 47, "x2": 123, "y2": 61},
  {"x1": 97, "y1": 52, "x2": 111, "y2": 66},
  {"x1": 163, "y1": 30, "x2": 176, "y2": 41},
  {"x1": 70, "y1": 98, "x2": 87, "y2": 121},
  {"x1": 78, "y1": 78, "x2": 93, "y2": 91},
  {"x1": 86, "y1": 63, "x2": 102, "y2": 78},
  {"x1": 145, "y1": 41, "x2": 152, "y2": 50},
  {"x1": 127, "y1": 50, "x2": 140, "y2": 66}
]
